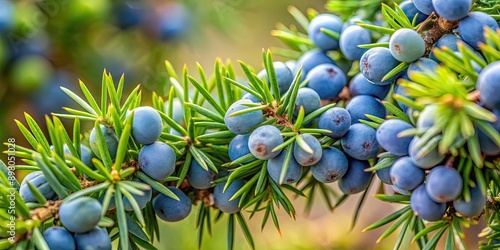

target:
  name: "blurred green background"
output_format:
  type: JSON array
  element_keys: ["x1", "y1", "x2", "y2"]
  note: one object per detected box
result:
[{"x1": 0, "y1": 0, "x2": 484, "y2": 249}]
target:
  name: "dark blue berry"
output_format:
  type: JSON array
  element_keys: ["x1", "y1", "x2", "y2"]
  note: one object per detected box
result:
[
  {"x1": 153, "y1": 187, "x2": 192, "y2": 222},
  {"x1": 340, "y1": 26, "x2": 371, "y2": 61},
  {"x1": 293, "y1": 49, "x2": 336, "y2": 80},
  {"x1": 413, "y1": 0, "x2": 435, "y2": 15},
  {"x1": 267, "y1": 151, "x2": 303, "y2": 184},
  {"x1": 390, "y1": 157, "x2": 425, "y2": 190},
  {"x1": 132, "y1": 106, "x2": 163, "y2": 145},
  {"x1": 248, "y1": 125, "x2": 284, "y2": 160},
  {"x1": 59, "y1": 197, "x2": 102, "y2": 233},
  {"x1": 341, "y1": 123, "x2": 381, "y2": 160},
  {"x1": 257, "y1": 62, "x2": 294, "y2": 95},
  {"x1": 376, "y1": 119, "x2": 414, "y2": 156},
  {"x1": 138, "y1": 142, "x2": 176, "y2": 181},
  {"x1": 318, "y1": 107, "x2": 351, "y2": 138},
  {"x1": 400, "y1": 0, "x2": 429, "y2": 25},
  {"x1": 349, "y1": 73, "x2": 390, "y2": 99},
  {"x1": 409, "y1": 137, "x2": 445, "y2": 169},
  {"x1": 306, "y1": 64, "x2": 347, "y2": 100},
  {"x1": 228, "y1": 134, "x2": 252, "y2": 163},
  {"x1": 43, "y1": 226, "x2": 76, "y2": 250},
  {"x1": 214, "y1": 180, "x2": 245, "y2": 214},
  {"x1": 89, "y1": 125, "x2": 119, "y2": 160},
  {"x1": 225, "y1": 99, "x2": 264, "y2": 135},
  {"x1": 311, "y1": 147, "x2": 348, "y2": 183},
  {"x1": 411, "y1": 184, "x2": 447, "y2": 221},
  {"x1": 74, "y1": 227, "x2": 111, "y2": 250},
  {"x1": 293, "y1": 134, "x2": 322, "y2": 166},
  {"x1": 346, "y1": 95, "x2": 386, "y2": 124},
  {"x1": 308, "y1": 14, "x2": 343, "y2": 51},
  {"x1": 360, "y1": 47, "x2": 400, "y2": 85},
  {"x1": 453, "y1": 186, "x2": 486, "y2": 217},
  {"x1": 459, "y1": 12, "x2": 499, "y2": 50},
  {"x1": 426, "y1": 166, "x2": 463, "y2": 202},
  {"x1": 338, "y1": 158, "x2": 372, "y2": 194},
  {"x1": 19, "y1": 171, "x2": 55, "y2": 203},
  {"x1": 187, "y1": 160, "x2": 216, "y2": 189},
  {"x1": 477, "y1": 62, "x2": 500, "y2": 109},
  {"x1": 123, "y1": 179, "x2": 152, "y2": 211},
  {"x1": 294, "y1": 87, "x2": 321, "y2": 116},
  {"x1": 432, "y1": 0, "x2": 471, "y2": 21}
]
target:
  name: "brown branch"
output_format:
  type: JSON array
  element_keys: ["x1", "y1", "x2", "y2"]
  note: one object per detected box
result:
[
  {"x1": 195, "y1": 189, "x2": 214, "y2": 207},
  {"x1": 423, "y1": 17, "x2": 460, "y2": 55},
  {"x1": 79, "y1": 177, "x2": 99, "y2": 189},
  {"x1": 263, "y1": 106, "x2": 295, "y2": 131},
  {"x1": 30, "y1": 200, "x2": 63, "y2": 222},
  {"x1": 331, "y1": 86, "x2": 352, "y2": 103}
]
